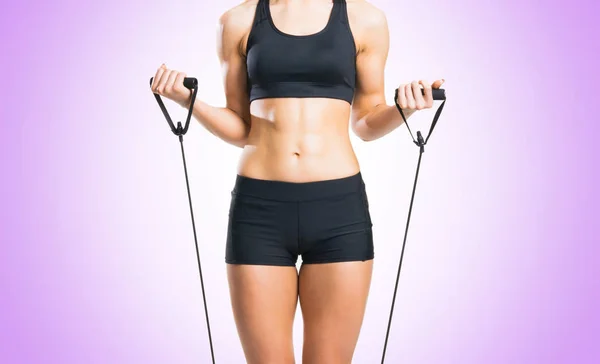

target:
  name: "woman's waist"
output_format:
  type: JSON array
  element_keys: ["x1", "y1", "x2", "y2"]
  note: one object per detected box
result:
[
  {"x1": 237, "y1": 142, "x2": 360, "y2": 183},
  {"x1": 247, "y1": 126, "x2": 353, "y2": 153}
]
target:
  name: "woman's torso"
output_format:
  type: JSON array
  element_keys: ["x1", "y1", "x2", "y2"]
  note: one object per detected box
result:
[{"x1": 236, "y1": 0, "x2": 360, "y2": 182}]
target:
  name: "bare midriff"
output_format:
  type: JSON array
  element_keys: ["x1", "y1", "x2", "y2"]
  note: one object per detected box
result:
[{"x1": 237, "y1": 97, "x2": 360, "y2": 183}]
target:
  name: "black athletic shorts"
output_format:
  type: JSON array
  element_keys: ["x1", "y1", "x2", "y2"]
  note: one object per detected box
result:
[{"x1": 225, "y1": 172, "x2": 374, "y2": 266}]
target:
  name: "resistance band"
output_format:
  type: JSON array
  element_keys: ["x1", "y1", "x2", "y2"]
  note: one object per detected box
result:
[
  {"x1": 149, "y1": 77, "x2": 216, "y2": 364},
  {"x1": 149, "y1": 76, "x2": 446, "y2": 364},
  {"x1": 380, "y1": 87, "x2": 447, "y2": 363}
]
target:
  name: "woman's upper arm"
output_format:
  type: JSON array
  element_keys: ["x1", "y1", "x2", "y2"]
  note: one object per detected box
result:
[
  {"x1": 350, "y1": 6, "x2": 390, "y2": 125},
  {"x1": 217, "y1": 7, "x2": 252, "y2": 124}
]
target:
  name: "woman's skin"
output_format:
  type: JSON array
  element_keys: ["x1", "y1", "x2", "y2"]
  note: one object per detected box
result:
[{"x1": 151, "y1": 0, "x2": 444, "y2": 363}]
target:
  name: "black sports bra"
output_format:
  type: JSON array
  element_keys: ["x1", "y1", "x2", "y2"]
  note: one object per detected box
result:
[{"x1": 245, "y1": 0, "x2": 357, "y2": 104}]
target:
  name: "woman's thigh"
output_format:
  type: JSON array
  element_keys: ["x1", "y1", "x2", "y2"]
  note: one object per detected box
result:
[
  {"x1": 227, "y1": 264, "x2": 299, "y2": 364},
  {"x1": 298, "y1": 260, "x2": 374, "y2": 364}
]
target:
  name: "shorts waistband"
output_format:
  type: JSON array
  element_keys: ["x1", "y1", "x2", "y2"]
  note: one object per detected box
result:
[{"x1": 232, "y1": 172, "x2": 365, "y2": 202}]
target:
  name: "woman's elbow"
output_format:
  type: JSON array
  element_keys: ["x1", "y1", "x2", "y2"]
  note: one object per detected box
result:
[
  {"x1": 230, "y1": 136, "x2": 248, "y2": 148},
  {"x1": 228, "y1": 123, "x2": 251, "y2": 148},
  {"x1": 351, "y1": 119, "x2": 377, "y2": 142}
]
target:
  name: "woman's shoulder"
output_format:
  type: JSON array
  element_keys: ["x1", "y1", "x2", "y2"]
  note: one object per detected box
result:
[
  {"x1": 345, "y1": 0, "x2": 388, "y2": 50},
  {"x1": 219, "y1": 1, "x2": 259, "y2": 31},
  {"x1": 346, "y1": 0, "x2": 387, "y2": 30},
  {"x1": 218, "y1": 1, "x2": 260, "y2": 55}
]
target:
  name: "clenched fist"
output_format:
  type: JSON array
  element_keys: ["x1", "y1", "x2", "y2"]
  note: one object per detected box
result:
[
  {"x1": 396, "y1": 79, "x2": 445, "y2": 113},
  {"x1": 150, "y1": 64, "x2": 193, "y2": 108}
]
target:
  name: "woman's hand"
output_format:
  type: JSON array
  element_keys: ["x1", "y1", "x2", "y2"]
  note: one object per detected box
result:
[
  {"x1": 150, "y1": 64, "x2": 193, "y2": 108},
  {"x1": 396, "y1": 79, "x2": 445, "y2": 115}
]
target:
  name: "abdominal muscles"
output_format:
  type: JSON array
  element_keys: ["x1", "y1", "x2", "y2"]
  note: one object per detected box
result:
[{"x1": 238, "y1": 98, "x2": 360, "y2": 182}]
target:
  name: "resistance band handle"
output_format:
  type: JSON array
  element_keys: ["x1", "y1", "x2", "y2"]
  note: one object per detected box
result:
[
  {"x1": 183, "y1": 77, "x2": 198, "y2": 90},
  {"x1": 394, "y1": 87, "x2": 447, "y2": 148},
  {"x1": 395, "y1": 87, "x2": 446, "y2": 101},
  {"x1": 149, "y1": 76, "x2": 198, "y2": 90},
  {"x1": 149, "y1": 76, "x2": 199, "y2": 137},
  {"x1": 431, "y1": 88, "x2": 445, "y2": 101},
  {"x1": 410, "y1": 88, "x2": 446, "y2": 101}
]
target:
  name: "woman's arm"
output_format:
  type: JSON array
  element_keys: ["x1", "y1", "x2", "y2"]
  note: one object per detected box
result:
[
  {"x1": 189, "y1": 8, "x2": 252, "y2": 148},
  {"x1": 152, "y1": 7, "x2": 252, "y2": 148},
  {"x1": 350, "y1": 5, "x2": 443, "y2": 142}
]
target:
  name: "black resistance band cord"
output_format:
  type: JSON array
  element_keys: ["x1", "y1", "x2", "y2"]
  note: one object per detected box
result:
[
  {"x1": 149, "y1": 77, "x2": 446, "y2": 364},
  {"x1": 149, "y1": 77, "x2": 216, "y2": 364},
  {"x1": 380, "y1": 87, "x2": 447, "y2": 363}
]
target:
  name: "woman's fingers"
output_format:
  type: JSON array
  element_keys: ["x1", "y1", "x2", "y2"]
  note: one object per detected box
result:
[
  {"x1": 419, "y1": 80, "x2": 433, "y2": 108},
  {"x1": 174, "y1": 71, "x2": 187, "y2": 93},
  {"x1": 412, "y1": 81, "x2": 425, "y2": 110},
  {"x1": 165, "y1": 69, "x2": 179, "y2": 94},
  {"x1": 151, "y1": 64, "x2": 166, "y2": 93},
  {"x1": 158, "y1": 69, "x2": 172, "y2": 94},
  {"x1": 404, "y1": 84, "x2": 416, "y2": 109},
  {"x1": 174, "y1": 72, "x2": 190, "y2": 107},
  {"x1": 397, "y1": 84, "x2": 408, "y2": 109}
]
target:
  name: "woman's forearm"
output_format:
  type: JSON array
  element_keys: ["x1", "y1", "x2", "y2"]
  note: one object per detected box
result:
[
  {"x1": 186, "y1": 98, "x2": 250, "y2": 148},
  {"x1": 353, "y1": 103, "x2": 416, "y2": 142}
]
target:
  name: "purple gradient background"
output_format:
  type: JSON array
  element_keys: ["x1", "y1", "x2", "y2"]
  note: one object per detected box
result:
[{"x1": 1, "y1": 0, "x2": 599, "y2": 363}]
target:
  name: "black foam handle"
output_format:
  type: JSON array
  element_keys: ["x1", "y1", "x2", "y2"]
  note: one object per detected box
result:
[
  {"x1": 431, "y1": 88, "x2": 445, "y2": 101},
  {"x1": 397, "y1": 87, "x2": 446, "y2": 102},
  {"x1": 149, "y1": 77, "x2": 198, "y2": 90},
  {"x1": 149, "y1": 76, "x2": 199, "y2": 137},
  {"x1": 183, "y1": 77, "x2": 198, "y2": 90}
]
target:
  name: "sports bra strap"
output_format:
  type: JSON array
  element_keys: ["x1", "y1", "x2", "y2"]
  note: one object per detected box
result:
[
  {"x1": 336, "y1": 0, "x2": 349, "y2": 24},
  {"x1": 252, "y1": 0, "x2": 269, "y2": 28}
]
